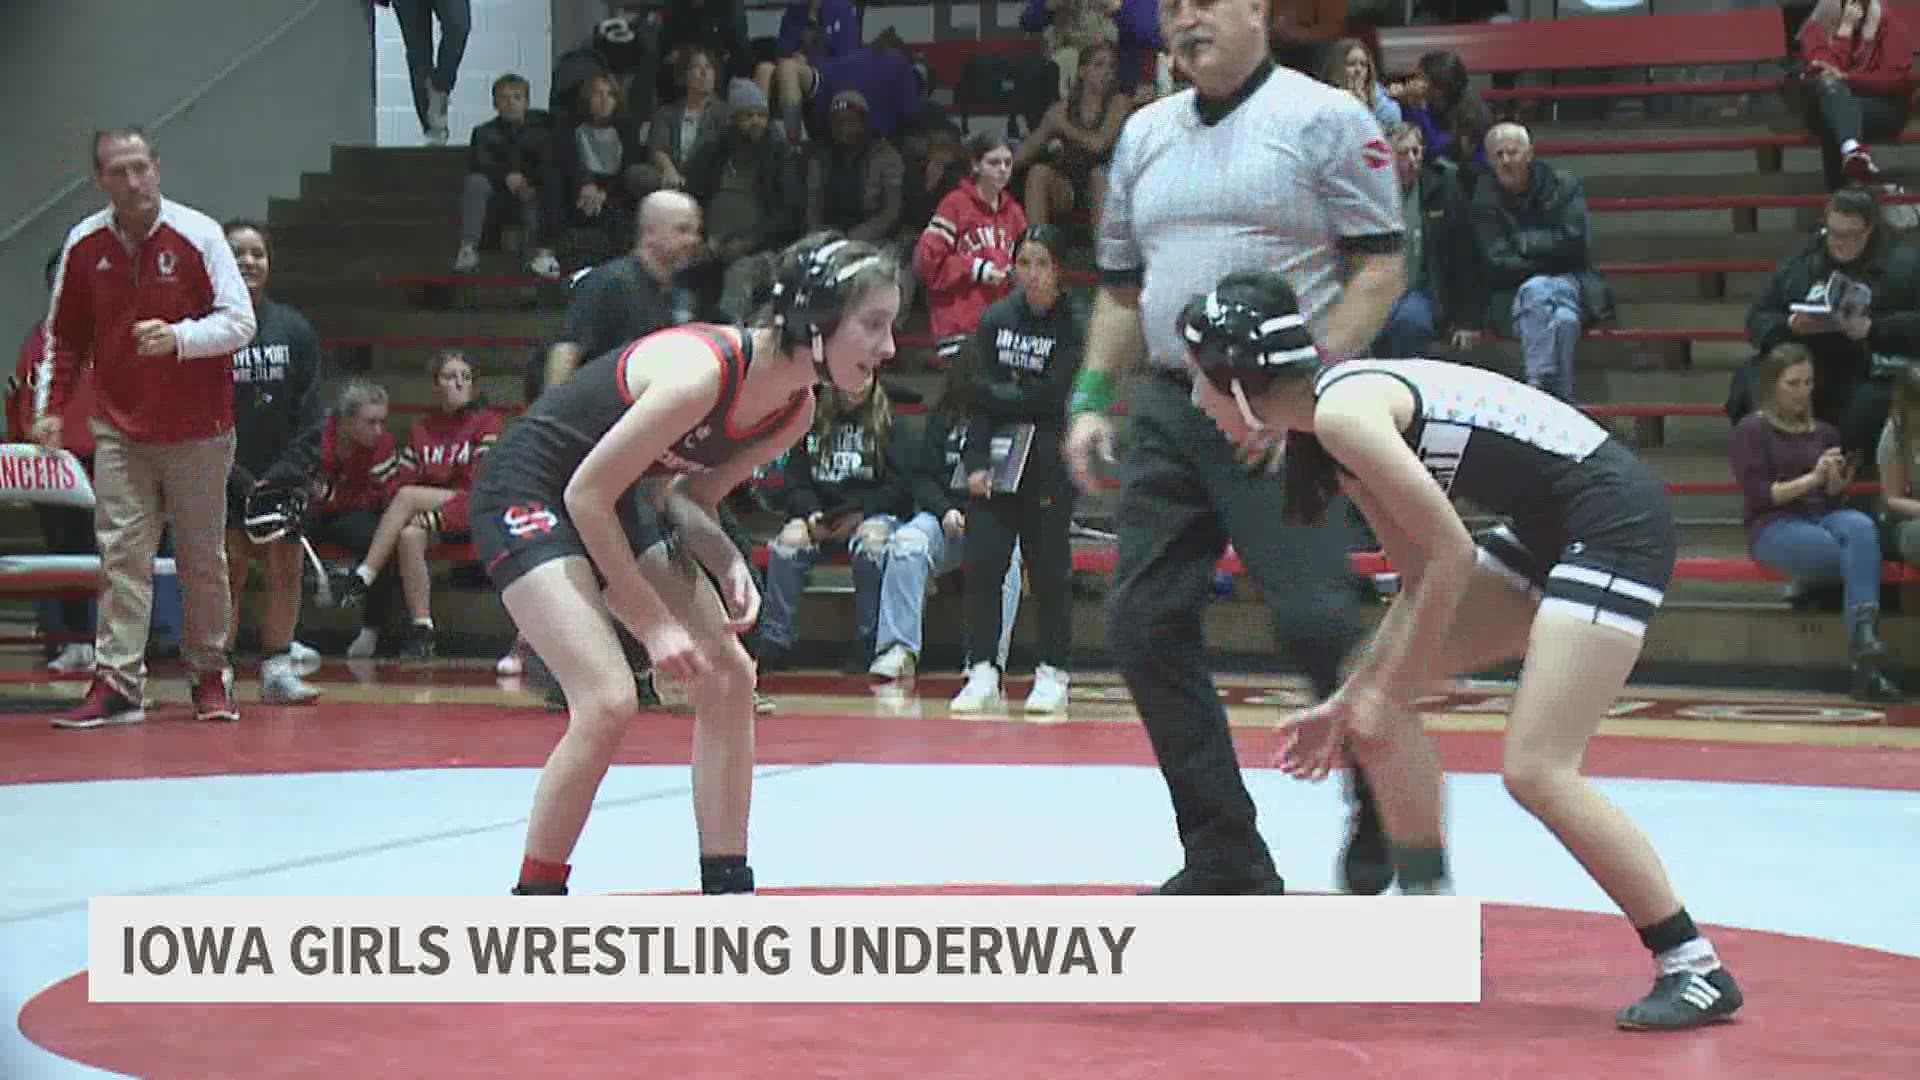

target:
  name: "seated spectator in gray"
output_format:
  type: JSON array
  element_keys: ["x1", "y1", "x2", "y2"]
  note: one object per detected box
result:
[
  {"x1": 458, "y1": 74, "x2": 558, "y2": 276},
  {"x1": 645, "y1": 47, "x2": 731, "y2": 194},
  {"x1": 1372, "y1": 122, "x2": 1466, "y2": 359},
  {"x1": 1453, "y1": 122, "x2": 1613, "y2": 401},
  {"x1": 1793, "y1": 0, "x2": 1913, "y2": 189},
  {"x1": 681, "y1": 80, "x2": 805, "y2": 319},
  {"x1": 806, "y1": 92, "x2": 903, "y2": 244},
  {"x1": 543, "y1": 71, "x2": 651, "y2": 264},
  {"x1": 1726, "y1": 186, "x2": 1920, "y2": 454},
  {"x1": 1011, "y1": 41, "x2": 1129, "y2": 230}
]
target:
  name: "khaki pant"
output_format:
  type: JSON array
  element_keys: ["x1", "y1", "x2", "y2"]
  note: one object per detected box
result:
[{"x1": 90, "y1": 421, "x2": 235, "y2": 697}]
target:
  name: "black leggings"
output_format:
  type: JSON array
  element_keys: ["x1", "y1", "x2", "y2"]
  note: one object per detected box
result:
[
  {"x1": 1809, "y1": 79, "x2": 1910, "y2": 190},
  {"x1": 965, "y1": 488, "x2": 1074, "y2": 669}
]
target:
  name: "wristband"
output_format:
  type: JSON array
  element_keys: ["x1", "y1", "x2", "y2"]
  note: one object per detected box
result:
[{"x1": 1069, "y1": 370, "x2": 1116, "y2": 418}]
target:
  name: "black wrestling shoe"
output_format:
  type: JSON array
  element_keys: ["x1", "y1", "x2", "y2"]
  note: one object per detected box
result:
[
  {"x1": 1615, "y1": 967, "x2": 1743, "y2": 1031},
  {"x1": 330, "y1": 570, "x2": 369, "y2": 609},
  {"x1": 1340, "y1": 763, "x2": 1395, "y2": 896},
  {"x1": 1142, "y1": 867, "x2": 1287, "y2": 896},
  {"x1": 511, "y1": 882, "x2": 568, "y2": 896},
  {"x1": 701, "y1": 863, "x2": 756, "y2": 894}
]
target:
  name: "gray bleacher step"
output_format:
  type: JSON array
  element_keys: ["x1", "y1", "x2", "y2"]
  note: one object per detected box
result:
[
  {"x1": 1591, "y1": 232, "x2": 1802, "y2": 263},
  {"x1": 1580, "y1": 171, "x2": 1830, "y2": 200}
]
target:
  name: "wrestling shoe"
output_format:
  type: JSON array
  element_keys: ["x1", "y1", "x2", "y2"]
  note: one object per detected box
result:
[
  {"x1": 1143, "y1": 867, "x2": 1287, "y2": 896},
  {"x1": 1615, "y1": 967, "x2": 1744, "y2": 1031},
  {"x1": 1340, "y1": 763, "x2": 1395, "y2": 896}
]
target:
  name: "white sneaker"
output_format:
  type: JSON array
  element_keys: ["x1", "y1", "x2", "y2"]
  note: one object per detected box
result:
[
  {"x1": 426, "y1": 88, "x2": 450, "y2": 146},
  {"x1": 1024, "y1": 664, "x2": 1070, "y2": 713},
  {"x1": 454, "y1": 243, "x2": 479, "y2": 272},
  {"x1": 497, "y1": 636, "x2": 529, "y2": 677},
  {"x1": 47, "y1": 643, "x2": 95, "y2": 673},
  {"x1": 949, "y1": 661, "x2": 1002, "y2": 713},
  {"x1": 528, "y1": 251, "x2": 561, "y2": 279},
  {"x1": 346, "y1": 627, "x2": 379, "y2": 659},
  {"x1": 868, "y1": 643, "x2": 916, "y2": 680},
  {"x1": 261, "y1": 655, "x2": 320, "y2": 705},
  {"x1": 289, "y1": 641, "x2": 322, "y2": 676}
]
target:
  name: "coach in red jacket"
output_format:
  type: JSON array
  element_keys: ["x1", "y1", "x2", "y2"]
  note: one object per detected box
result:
[{"x1": 33, "y1": 127, "x2": 258, "y2": 729}]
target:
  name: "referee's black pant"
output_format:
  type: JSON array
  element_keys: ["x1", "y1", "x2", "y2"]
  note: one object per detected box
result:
[{"x1": 1108, "y1": 372, "x2": 1367, "y2": 884}]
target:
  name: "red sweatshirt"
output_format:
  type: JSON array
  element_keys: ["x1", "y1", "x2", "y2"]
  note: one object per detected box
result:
[
  {"x1": 39, "y1": 199, "x2": 256, "y2": 445},
  {"x1": 912, "y1": 178, "x2": 1027, "y2": 343},
  {"x1": 1799, "y1": 4, "x2": 1914, "y2": 97},
  {"x1": 312, "y1": 415, "x2": 400, "y2": 516},
  {"x1": 9, "y1": 321, "x2": 97, "y2": 460},
  {"x1": 391, "y1": 405, "x2": 505, "y2": 492}
]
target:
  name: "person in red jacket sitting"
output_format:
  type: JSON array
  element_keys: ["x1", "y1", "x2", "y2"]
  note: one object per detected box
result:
[
  {"x1": 35, "y1": 128, "x2": 258, "y2": 729},
  {"x1": 1798, "y1": 0, "x2": 1913, "y2": 189},
  {"x1": 912, "y1": 134, "x2": 1026, "y2": 370},
  {"x1": 331, "y1": 350, "x2": 505, "y2": 659},
  {"x1": 305, "y1": 380, "x2": 402, "y2": 660}
]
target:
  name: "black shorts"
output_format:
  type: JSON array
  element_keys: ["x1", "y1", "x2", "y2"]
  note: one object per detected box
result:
[
  {"x1": 1472, "y1": 441, "x2": 1677, "y2": 640},
  {"x1": 470, "y1": 482, "x2": 666, "y2": 592}
]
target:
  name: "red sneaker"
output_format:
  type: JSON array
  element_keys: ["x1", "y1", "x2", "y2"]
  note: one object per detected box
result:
[
  {"x1": 191, "y1": 670, "x2": 239, "y2": 722},
  {"x1": 51, "y1": 678, "x2": 146, "y2": 730},
  {"x1": 1844, "y1": 149, "x2": 1881, "y2": 184}
]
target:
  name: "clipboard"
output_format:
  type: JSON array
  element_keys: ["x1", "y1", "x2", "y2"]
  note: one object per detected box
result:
[{"x1": 950, "y1": 423, "x2": 1036, "y2": 495}]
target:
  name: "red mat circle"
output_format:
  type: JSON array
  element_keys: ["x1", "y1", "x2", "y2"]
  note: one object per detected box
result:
[{"x1": 20, "y1": 886, "x2": 1920, "y2": 1080}]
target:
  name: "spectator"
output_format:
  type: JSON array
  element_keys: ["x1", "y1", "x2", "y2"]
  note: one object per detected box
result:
[
  {"x1": 644, "y1": 48, "x2": 732, "y2": 197},
  {"x1": 805, "y1": 91, "x2": 904, "y2": 244},
  {"x1": 552, "y1": 10, "x2": 659, "y2": 129},
  {"x1": 7, "y1": 249, "x2": 98, "y2": 673},
  {"x1": 1013, "y1": 41, "x2": 1129, "y2": 230},
  {"x1": 379, "y1": 0, "x2": 471, "y2": 146},
  {"x1": 545, "y1": 72, "x2": 651, "y2": 264},
  {"x1": 1373, "y1": 121, "x2": 1466, "y2": 358},
  {"x1": 1269, "y1": 0, "x2": 1346, "y2": 77},
  {"x1": 1794, "y1": 0, "x2": 1912, "y2": 189},
  {"x1": 681, "y1": 80, "x2": 806, "y2": 320},
  {"x1": 1877, "y1": 360, "x2": 1920, "y2": 566},
  {"x1": 457, "y1": 74, "x2": 559, "y2": 277},
  {"x1": 1453, "y1": 122, "x2": 1614, "y2": 402},
  {"x1": 952, "y1": 225, "x2": 1081, "y2": 715},
  {"x1": 304, "y1": 380, "x2": 401, "y2": 660},
  {"x1": 221, "y1": 221, "x2": 325, "y2": 705},
  {"x1": 914, "y1": 134, "x2": 1026, "y2": 369},
  {"x1": 758, "y1": 383, "x2": 916, "y2": 673},
  {"x1": 868, "y1": 343, "x2": 1025, "y2": 684},
  {"x1": 1021, "y1": 0, "x2": 1161, "y2": 97},
  {"x1": 797, "y1": 34, "x2": 927, "y2": 143},
  {"x1": 767, "y1": 0, "x2": 862, "y2": 117},
  {"x1": 329, "y1": 350, "x2": 505, "y2": 660},
  {"x1": 655, "y1": 0, "x2": 754, "y2": 104},
  {"x1": 1323, "y1": 37, "x2": 1401, "y2": 134},
  {"x1": 890, "y1": 121, "x2": 970, "y2": 325},
  {"x1": 1731, "y1": 343, "x2": 1901, "y2": 702},
  {"x1": 1393, "y1": 50, "x2": 1492, "y2": 181},
  {"x1": 37, "y1": 128, "x2": 257, "y2": 729},
  {"x1": 1727, "y1": 186, "x2": 1920, "y2": 455}
]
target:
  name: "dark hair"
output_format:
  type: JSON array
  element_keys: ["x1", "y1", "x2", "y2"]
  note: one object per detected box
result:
[
  {"x1": 223, "y1": 218, "x2": 272, "y2": 260},
  {"x1": 933, "y1": 334, "x2": 980, "y2": 421},
  {"x1": 91, "y1": 127, "x2": 153, "y2": 171},
  {"x1": 751, "y1": 231, "x2": 903, "y2": 349},
  {"x1": 1416, "y1": 51, "x2": 1490, "y2": 163},
  {"x1": 44, "y1": 248, "x2": 61, "y2": 290},
  {"x1": 966, "y1": 132, "x2": 1011, "y2": 163},
  {"x1": 1828, "y1": 185, "x2": 1882, "y2": 228},
  {"x1": 1013, "y1": 224, "x2": 1065, "y2": 263}
]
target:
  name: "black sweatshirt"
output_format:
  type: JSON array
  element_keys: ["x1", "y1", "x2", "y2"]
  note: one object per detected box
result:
[
  {"x1": 780, "y1": 406, "x2": 916, "y2": 523},
  {"x1": 910, "y1": 409, "x2": 971, "y2": 520},
  {"x1": 229, "y1": 298, "x2": 325, "y2": 495},
  {"x1": 961, "y1": 290, "x2": 1084, "y2": 497}
]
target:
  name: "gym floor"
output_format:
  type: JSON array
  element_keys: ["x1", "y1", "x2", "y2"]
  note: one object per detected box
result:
[{"x1": 3, "y1": 662, "x2": 1917, "y2": 1078}]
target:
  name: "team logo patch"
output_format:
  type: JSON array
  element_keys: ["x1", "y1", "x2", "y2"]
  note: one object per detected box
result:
[
  {"x1": 1361, "y1": 136, "x2": 1393, "y2": 171},
  {"x1": 503, "y1": 503, "x2": 558, "y2": 539}
]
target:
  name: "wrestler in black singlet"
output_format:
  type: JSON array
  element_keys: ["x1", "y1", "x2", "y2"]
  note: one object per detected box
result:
[
  {"x1": 471, "y1": 323, "x2": 808, "y2": 590},
  {"x1": 1315, "y1": 357, "x2": 1678, "y2": 638}
]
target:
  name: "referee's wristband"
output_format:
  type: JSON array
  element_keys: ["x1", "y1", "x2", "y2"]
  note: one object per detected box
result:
[{"x1": 1069, "y1": 370, "x2": 1116, "y2": 418}]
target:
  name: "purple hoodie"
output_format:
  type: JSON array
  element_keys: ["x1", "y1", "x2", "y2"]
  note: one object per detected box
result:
[{"x1": 776, "y1": 0, "x2": 860, "y2": 65}]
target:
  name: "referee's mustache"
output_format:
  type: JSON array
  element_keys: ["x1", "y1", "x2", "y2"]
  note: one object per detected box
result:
[{"x1": 1170, "y1": 28, "x2": 1213, "y2": 51}]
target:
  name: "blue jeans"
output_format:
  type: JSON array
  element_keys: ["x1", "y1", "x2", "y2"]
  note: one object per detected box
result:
[
  {"x1": 759, "y1": 513, "x2": 893, "y2": 649},
  {"x1": 391, "y1": 0, "x2": 471, "y2": 100},
  {"x1": 875, "y1": 511, "x2": 1022, "y2": 667},
  {"x1": 1751, "y1": 510, "x2": 1884, "y2": 614},
  {"x1": 1372, "y1": 289, "x2": 1437, "y2": 358},
  {"x1": 1512, "y1": 274, "x2": 1582, "y2": 401}
]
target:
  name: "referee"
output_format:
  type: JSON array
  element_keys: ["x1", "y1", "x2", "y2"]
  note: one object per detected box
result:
[{"x1": 1064, "y1": 0, "x2": 1406, "y2": 896}]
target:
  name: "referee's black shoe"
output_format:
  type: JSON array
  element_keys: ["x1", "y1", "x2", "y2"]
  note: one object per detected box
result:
[
  {"x1": 1615, "y1": 967, "x2": 1744, "y2": 1030},
  {"x1": 1142, "y1": 868, "x2": 1287, "y2": 896},
  {"x1": 1339, "y1": 761, "x2": 1395, "y2": 896}
]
